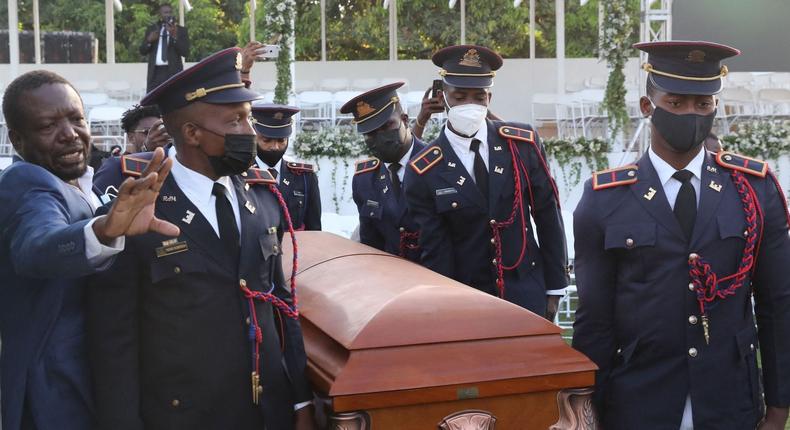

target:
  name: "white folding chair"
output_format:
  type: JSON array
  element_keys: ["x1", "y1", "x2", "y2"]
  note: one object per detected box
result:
[{"x1": 81, "y1": 92, "x2": 110, "y2": 108}]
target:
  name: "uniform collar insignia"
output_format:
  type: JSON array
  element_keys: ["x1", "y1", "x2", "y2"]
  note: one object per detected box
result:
[
  {"x1": 643, "y1": 187, "x2": 657, "y2": 201},
  {"x1": 182, "y1": 210, "x2": 195, "y2": 224}
]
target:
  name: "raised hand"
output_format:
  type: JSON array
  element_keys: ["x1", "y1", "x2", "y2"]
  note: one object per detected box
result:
[{"x1": 92, "y1": 147, "x2": 180, "y2": 244}]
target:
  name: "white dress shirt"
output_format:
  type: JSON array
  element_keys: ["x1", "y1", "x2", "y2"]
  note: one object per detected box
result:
[
  {"x1": 75, "y1": 166, "x2": 124, "y2": 269},
  {"x1": 444, "y1": 122, "x2": 489, "y2": 182},
  {"x1": 383, "y1": 140, "x2": 415, "y2": 184},
  {"x1": 648, "y1": 146, "x2": 704, "y2": 209},
  {"x1": 169, "y1": 151, "x2": 241, "y2": 236},
  {"x1": 155, "y1": 25, "x2": 169, "y2": 66},
  {"x1": 648, "y1": 145, "x2": 705, "y2": 430}
]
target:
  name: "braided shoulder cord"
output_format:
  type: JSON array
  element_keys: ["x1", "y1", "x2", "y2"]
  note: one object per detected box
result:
[{"x1": 688, "y1": 171, "x2": 764, "y2": 316}]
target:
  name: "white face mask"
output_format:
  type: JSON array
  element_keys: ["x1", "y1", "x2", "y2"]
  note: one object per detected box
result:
[{"x1": 444, "y1": 93, "x2": 487, "y2": 137}]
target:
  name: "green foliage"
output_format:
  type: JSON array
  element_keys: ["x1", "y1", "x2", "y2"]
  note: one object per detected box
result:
[
  {"x1": 292, "y1": 126, "x2": 366, "y2": 159},
  {"x1": 543, "y1": 136, "x2": 612, "y2": 192},
  {"x1": 600, "y1": 0, "x2": 635, "y2": 138}
]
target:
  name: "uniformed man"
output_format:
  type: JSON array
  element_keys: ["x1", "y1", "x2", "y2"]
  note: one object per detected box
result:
[
  {"x1": 572, "y1": 41, "x2": 790, "y2": 430},
  {"x1": 251, "y1": 103, "x2": 322, "y2": 231},
  {"x1": 403, "y1": 45, "x2": 568, "y2": 319},
  {"x1": 87, "y1": 48, "x2": 315, "y2": 430},
  {"x1": 341, "y1": 82, "x2": 426, "y2": 261}
]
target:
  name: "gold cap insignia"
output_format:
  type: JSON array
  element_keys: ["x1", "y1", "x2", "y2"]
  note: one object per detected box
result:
[
  {"x1": 686, "y1": 50, "x2": 706, "y2": 63},
  {"x1": 459, "y1": 48, "x2": 482, "y2": 68},
  {"x1": 273, "y1": 112, "x2": 284, "y2": 120},
  {"x1": 356, "y1": 101, "x2": 375, "y2": 118},
  {"x1": 235, "y1": 52, "x2": 243, "y2": 70}
]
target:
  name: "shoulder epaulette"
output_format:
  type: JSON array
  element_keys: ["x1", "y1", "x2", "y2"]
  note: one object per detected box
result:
[
  {"x1": 409, "y1": 146, "x2": 443, "y2": 175},
  {"x1": 285, "y1": 161, "x2": 316, "y2": 174},
  {"x1": 499, "y1": 126, "x2": 534, "y2": 143},
  {"x1": 243, "y1": 167, "x2": 277, "y2": 185},
  {"x1": 354, "y1": 158, "x2": 380, "y2": 175},
  {"x1": 716, "y1": 151, "x2": 768, "y2": 178},
  {"x1": 120, "y1": 153, "x2": 154, "y2": 177},
  {"x1": 592, "y1": 165, "x2": 638, "y2": 190}
]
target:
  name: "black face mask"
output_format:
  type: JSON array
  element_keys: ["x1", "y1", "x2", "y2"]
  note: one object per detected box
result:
[
  {"x1": 651, "y1": 106, "x2": 716, "y2": 153},
  {"x1": 366, "y1": 124, "x2": 407, "y2": 163},
  {"x1": 258, "y1": 148, "x2": 286, "y2": 167},
  {"x1": 201, "y1": 135, "x2": 256, "y2": 179}
]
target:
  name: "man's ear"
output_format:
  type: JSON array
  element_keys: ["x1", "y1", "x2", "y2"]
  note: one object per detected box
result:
[
  {"x1": 8, "y1": 129, "x2": 23, "y2": 157},
  {"x1": 181, "y1": 122, "x2": 201, "y2": 147},
  {"x1": 487, "y1": 91, "x2": 492, "y2": 104},
  {"x1": 639, "y1": 96, "x2": 653, "y2": 118},
  {"x1": 400, "y1": 113, "x2": 409, "y2": 125}
]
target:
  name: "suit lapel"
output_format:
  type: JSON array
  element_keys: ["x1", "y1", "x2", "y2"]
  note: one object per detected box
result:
[
  {"x1": 631, "y1": 152, "x2": 686, "y2": 241},
  {"x1": 690, "y1": 152, "x2": 729, "y2": 248},
  {"x1": 232, "y1": 176, "x2": 263, "y2": 273},
  {"x1": 155, "y1": 175, "x2": 235, "y2": 274},
  {"x1": 437, "y1": 133, "x2": 487, "y2": 210}
]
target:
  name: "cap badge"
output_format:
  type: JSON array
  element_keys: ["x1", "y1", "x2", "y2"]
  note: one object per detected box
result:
[
  {"x1": 356, "y1": 101, "x2": 376, "y2": 118},
  {"x1": 459, "y1": 48, "x2": 482, "y2": 68},
  {"x1": 235, "y1": 52, "x2": 243, "y2": 70},
  {"x1": 686, "y1": 50, "x2": 706, "y2": 63},
  {"x1": 274, "y1": 112, "x2": 284, "y2": 120}
]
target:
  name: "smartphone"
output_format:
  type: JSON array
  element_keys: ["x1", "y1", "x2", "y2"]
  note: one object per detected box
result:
[
  {"x1": 255, "y1": 44, "x2": 281, "y2": 60},
  {"x1": 431, "y1": 79, "x2": 443, "y2": 98}
]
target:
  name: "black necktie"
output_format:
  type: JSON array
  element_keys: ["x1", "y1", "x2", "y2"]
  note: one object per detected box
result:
[
  {"x1": 212, "y1": 183, "x2": 240, "y2": 261},
  {"x1": 470, "y1": 139, "x2": 489, "y2": 200},
  {"x1": 160, "y1": 26, "x2": 168, "y2": 62},
  {"x1": 268, "y1": 167, "x2": 278, "y2": 180},
  {"x1": 388, "y1": 162, "x2": 401, "y2": 197},
  {"x1": 673, "y1": 170, "x2": 697, "y2": 240}
]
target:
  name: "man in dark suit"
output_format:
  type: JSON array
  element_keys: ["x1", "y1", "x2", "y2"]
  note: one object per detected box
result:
[
  {"x1": 251, "y1": 103, "x2": 322, "y2": 231},
  {"x1": 572, "y1": 41, "x2": 790, "y2": 430},
  {"x1": 403, "y1": 46, "x2": 568, "y2": 319},
  {"x1": 140, "y1": 3, "x2": 190, "y2": 92},
  {"x1": 341, "y1": 82, "x2": 426, "y2": 262},
  {"x1": 88, "y1": 47, "x2": 315, "y2": 430},
  {"x1": 0, "y1": 70, "x2": 178, "y2": 430}
]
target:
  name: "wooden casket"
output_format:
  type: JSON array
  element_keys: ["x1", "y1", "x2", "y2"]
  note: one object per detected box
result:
[{"x1": 282, "y1": 232, "x2": 596, "y2": 429}]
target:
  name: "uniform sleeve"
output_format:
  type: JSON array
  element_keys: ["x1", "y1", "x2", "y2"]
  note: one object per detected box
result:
[
  {"x1": 352, "y1": 175, "x2": 385, "y2": 250},
  {"x1": 571, "y1": 180, "x2": 618, "y2": 412},
  {"x1": 87, "y1": 239, "x2": 145, "y2": 430},
  {"x1": 304, "y1": 173, "x2": 322, "y2": 231},
  {"x1": 523, "y1": 130, "x2": 569, "y2": 291},
  {"x1": 272, "y1": 244, "x2": 313, "y2": 404},
  {"x1": 752, "y1": 173, "x2": 790, "y2": 407},
  {"x1": 404, "y1": 167, "x2": 454, "y2": 277},
  {"x1": 1, "y1": 166, "x2": 96, "y2": 279}
]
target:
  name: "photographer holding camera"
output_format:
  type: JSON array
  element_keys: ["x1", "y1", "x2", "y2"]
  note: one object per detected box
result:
[{"x1": 140, "y1": 3, "x2": 190, "y2": 92}]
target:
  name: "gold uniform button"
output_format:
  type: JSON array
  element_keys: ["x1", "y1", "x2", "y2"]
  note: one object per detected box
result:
[
  {"x1": 689, "y1": 253, "x2": 699, "y2": 261},
  {"x1": 369, "y1": 211, "x2": 375, "y2": 216},
  {"x1": 491, "y1": 258, "x2": 497, "y2": 265},
  {"x1": 490, "y1": 238, "x2": 496, "y2": 245},
  {"x1": 239, "y1": 279, "x2": 247, "y2": 288},
  {"x1": 489, "y1": 219, "x2": 496, "y2": 225},
  {"x1": 173, "y1": 266, "x2": 181, "y2": 274},
  {"x1": 625, "y1": 238, "x2": 634, "y2": 248},
  {"x1": 451, "y1": 202, "x2": 458, "y2": 208},
  {"x1": 688, "y1": 315, "x2": 698, "y2": 325},
  {"x1": 688, "y1": 283, "x2": 695, "y2": 291},
  {"x1": 724, "y1": 155, "x2": 732, "y2": 161},
  {"x1": 245, "y1": 317, "x2": 251, "y2": 325},
  {"x1": 743, "y1": 230, "x2": 749, "y2": 237},
  {"x1": 616, "y1": 348, "x2": 622, "y2": 354},
  {"x1": 399, "y1": 227, "x2": 405, "y2": 232},
  {"x1": 531, "y1": 261, "x2": 536, "y2": 267},
  {"x1": 688, "y1": 348, "x2": 698, "y2": 358},
  {"x1": 750, "y1": 343, "x2": 755, "y2": 351},
  {"x1": 171, "y1": 399, "x2": 180, "y2": 408},
  {"x1": 627, "y1": 170, "x2": 636, "y2": 177}
]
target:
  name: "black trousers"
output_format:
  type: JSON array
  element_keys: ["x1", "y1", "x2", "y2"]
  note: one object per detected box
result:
[{"x1": 147, "y1": 65, "x2": 173, "y2": 93}]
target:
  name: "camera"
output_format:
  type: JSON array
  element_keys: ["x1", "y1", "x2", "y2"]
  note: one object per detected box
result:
[
  {"x1": 255, "y1": 45, "x2": 281, "y2": 60},
  {"x1": 164, "y1": 16, "x2": 176, "y2": 25}
]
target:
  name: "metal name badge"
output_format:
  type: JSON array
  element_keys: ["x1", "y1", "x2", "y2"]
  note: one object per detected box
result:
[
  {"x1": 436, "y1": 188, "x2": 458, "y2": 196},
  {"x1": 366, "y1": 200, "x2": 380, "y2": 207}
]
